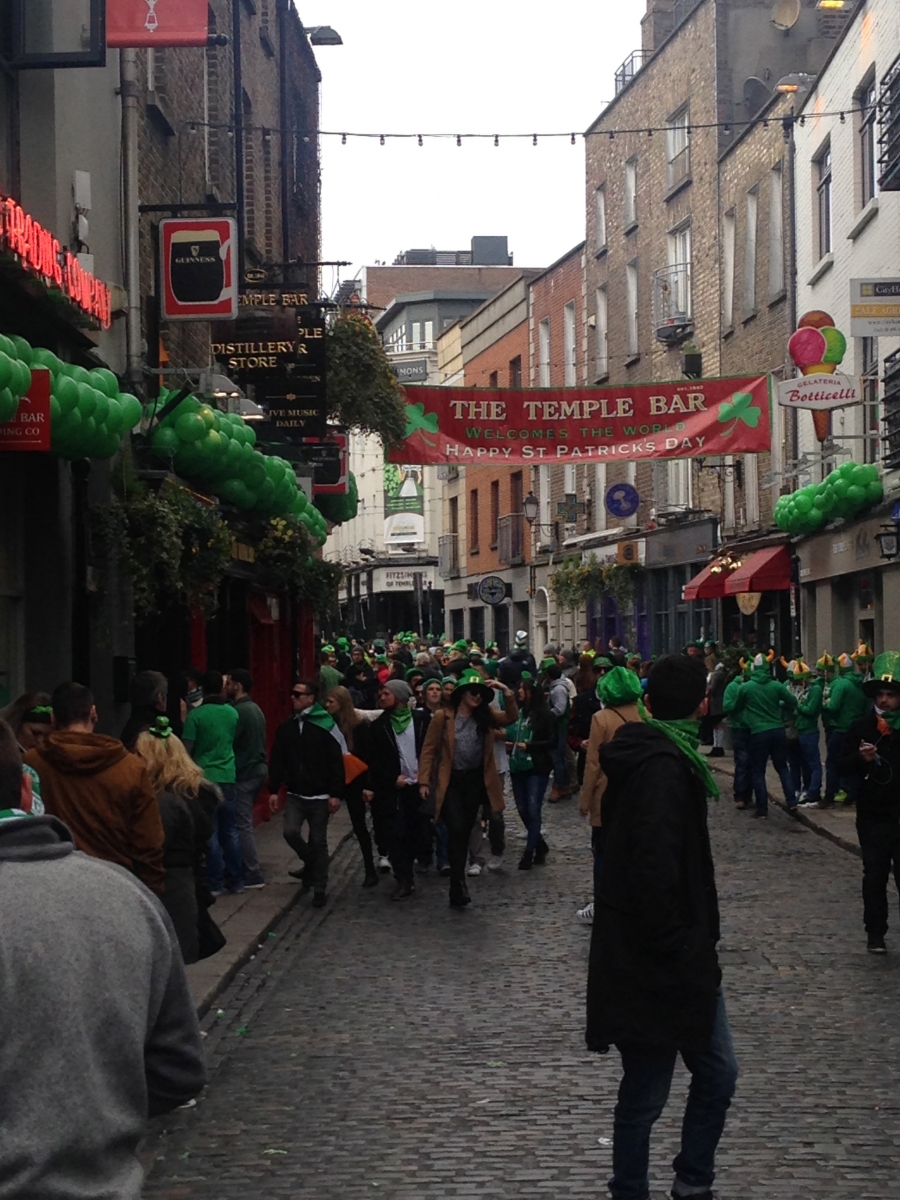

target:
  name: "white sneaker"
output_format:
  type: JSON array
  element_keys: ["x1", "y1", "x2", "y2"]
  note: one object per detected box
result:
[
  {"x1": 466, "y1": 862, "x2": 483, "y2": 876},
  {"x1": 576, "y1": 901, "x2": 594, "y2": 924},
  {"x1": 378, "y1": 855, "x2": 391, "y2": 873},
  {"x1": 486, "y1": 855, "x2": 503, "y2": 872}
]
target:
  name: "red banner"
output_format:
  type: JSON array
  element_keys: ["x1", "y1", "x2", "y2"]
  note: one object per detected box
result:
[
  {"x1": 107, "y1": 0, "x2": 209, "y2": 47},
  {"x1": 389, "y1": 376, "x2": 772, "y2": 465},
  {"x1": 0, "y1": 368, "x2": 51, "y2": 453}
]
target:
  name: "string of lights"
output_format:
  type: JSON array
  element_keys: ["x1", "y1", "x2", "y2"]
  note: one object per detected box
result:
[{"x1": 178, "y1": 106, "x2": 868, "y2": 146}]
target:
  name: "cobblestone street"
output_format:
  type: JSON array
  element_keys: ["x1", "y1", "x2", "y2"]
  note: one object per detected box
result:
[{"x1": 145, "y1": 796, "x2": 900, "y2": 1200}]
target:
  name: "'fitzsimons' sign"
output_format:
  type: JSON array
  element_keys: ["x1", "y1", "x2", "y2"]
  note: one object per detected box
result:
[{"x1": 389, "y1": 376, "x2": 772, "y2": 465}]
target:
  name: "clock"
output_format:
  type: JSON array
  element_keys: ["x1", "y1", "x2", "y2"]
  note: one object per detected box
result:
[{"x1": 478, "y1": 575, "x2": 507, "y2": 606}]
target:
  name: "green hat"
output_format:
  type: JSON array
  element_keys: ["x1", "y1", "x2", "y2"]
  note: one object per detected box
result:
[
  {"x1": 452, "y1": 639, "x2": 469, "y2": 653},
  {"x1": 593, "y1": 656, "x2": 614, "y2": 673},
  {"x1": 483, "y1": 658, "x2": 499, "y2": 678},
  {"x1": 373, "y1": 638, "x2": 386, "y2": 651},
  {"x1": 375, "y1": 654, "x2": 388, "y2": 664},
  {"x1": 441, "y1": 675, "x2": 457, "y2": 686},
  {"x1": 540, "y1": 656, "x2": 557, "y2": 671},
  {"x1": 405, "y1": 666, "x2": 425, "y2": 681},
  {"x1": 597, "y1": 665, "x2": 643, "y2": 706},
  {"x1": 520, "y1": 670, "x2": 533, "y2": 682},
  {"x1": 453, "y1": 668, "x2": 494, "y2": 705},
  {"x1": 321, "y1": 644, "x2": 335, "y2": 654},
  {"x1": 336, "y1": 637, "x2": 350, "y2": 650},
  {"x1": 863, "y1": 651, "x2": 900, "y2": 698}
]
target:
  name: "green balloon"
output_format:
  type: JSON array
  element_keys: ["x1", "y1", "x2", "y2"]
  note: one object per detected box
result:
[
  {"x1": 220, "y1": 478, "x2": 250, "y2": 507},
  {"x1": 839, "y1": 460, "x2": 856, "y2": 480},
  {"x1": 0, "y1": 351, "x2": 15, "y2": 391},
  {"x1": 91, "y1": 367, "x2": 119, "y2": 398},
  {"x1": 56, "y1": 375, "x2": 79, "y2": 415},
  {"x1": 104, "y1": 398, "x2": 123, "y2": 435},
  {"x1": 846, "y1": 484, "x2": 866, "y2": 508},
  {"x1": 152, "y1": 425, "x2": 180, "y2": 455},
  {"x1": 118, "y1": 393, "x2": 143, "y2": 428},
  {"x1": 32, "y1": 348, "x2": 60, "y2": 375},
  {"x1": 794, "y1": 493, "x2": 812, "y2": 514},
  {"x1": 175, "y1": 411, "x2": 208, "y2": 442},
  {"x1": 76, "y1": 383, "x2": 97, "y2": 418},
  {"x1": 866, "y1": 480, "x2": 884, "y2": 503},
  {"x1": 92, "y1": 391, "x2": 109, "y2": 425},
  {"x1": 243, "y1": 423, "x2": 257, "y2": 448},
  {"x1": 12, "y1": 359, "x2": 32, "y2": 397},
  {"x1": 9, "y1": 335, "x2": 32, "y2": 365},
  {"x1": 49, "y1": 394, "x2": 61, "y2": 422},
  {"x1": 71, "y1": 365, "x2": 92, "y2": 386},
  {"x1": 246, "y1": 452, "x2": 266, "y2": 490},
  {"x1": 833, "y1": 478, "x2": 849, "y2": 500},
  {"x1": 0, "y1": 334, "x2": 14, "y2": 358},
  {"x1": 0, "y1": 388, "x2": 18, "y2": 422}
]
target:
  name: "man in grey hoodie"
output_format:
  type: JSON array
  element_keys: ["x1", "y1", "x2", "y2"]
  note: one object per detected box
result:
[{"x1": 0, "y1": 718, "x2": 207, "y2": 1200}]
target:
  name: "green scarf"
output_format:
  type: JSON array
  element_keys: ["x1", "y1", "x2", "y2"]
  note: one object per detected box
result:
[
  {"x1": 638, "y1": 701, "x2": 719, "y2": 799},
  {"x1": 875, "y1": 706, "x2": 900, "y2": 732},
  {"x1": 301, "y1": 702, "x2": 336, "y2": 732},
  {"x1": 390, "y1": 705, "x2": 413, "y2": 733}
]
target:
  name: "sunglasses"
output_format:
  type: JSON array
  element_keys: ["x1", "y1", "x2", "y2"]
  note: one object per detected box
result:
[{"x1": 291, "y1": 689, "x2": 311, "y2": 699}]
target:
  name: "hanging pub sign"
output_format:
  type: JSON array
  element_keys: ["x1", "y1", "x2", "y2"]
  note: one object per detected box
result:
[
  {"x1": 0, "y1": 192, "x2": 111, "y2": 328},
  {"x1": 389, "y1": 375, "x2": 772, "y2": 466},
  {"x1": 0, "y1": 367, "x2": 51, "y2": 453},
  {"x1": 211, "y1": 296, "x2": 328, "y2": 440},
  {"x1": 778, "y1": 310, "x2": 859, "y2": 444},
  {"x1": 160, "y1": 218, "x2": 238, "y2": 321},
  {"x1": 301, "y1": 433, "x2": 348, "y2": 495},
  {"x1": 107, "y1": 0, "x2": 209, "y2": 47}
]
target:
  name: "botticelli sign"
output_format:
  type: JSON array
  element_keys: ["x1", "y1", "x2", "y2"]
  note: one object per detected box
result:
[
  {"x1": 0, "y1": 368, "x2": 51, "y2": 452},
  {"x1": 0, "y1": 193, "x2": 111, "y2": 329},
  {"x1": 160, "y1": 218, "x2": 238, "y2": 321},
  {"x1": 390, "y1": 376, "x2": 771, "y2": 466},
  {"x1": 107, "y1": 0, "x2": 209, "y2": 47},
  {"x1": 775, "y1": 374, "x2": 860, "y2": 410}
]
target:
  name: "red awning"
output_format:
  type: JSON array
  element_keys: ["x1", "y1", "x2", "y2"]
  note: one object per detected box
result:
[
  {"x1": 724, "y1": 545, "x2": 792, "y2": 595},
  {"x1": 683, "y1": 561, "x2": 728, "y2": 602}
]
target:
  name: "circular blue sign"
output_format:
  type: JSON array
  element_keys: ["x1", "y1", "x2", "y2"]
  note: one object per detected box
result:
[{"x1": 605, "y1": 482, "x2": 640, "y2": 519}]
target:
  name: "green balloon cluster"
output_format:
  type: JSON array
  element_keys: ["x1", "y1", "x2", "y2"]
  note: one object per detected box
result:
[
  {"x1": 313, "y1": 471, "x2": 359, "y2": 526},
  {"x1": 0, "y1": 333, "x2": 141, "y2": 459},
  {"x1": 148, "y1": 389, "x2": 327, "y2": 546},
  {"x1": 774, "y1": 461, "x2": 883, "y2": 537},
  {"x1": 0, "y1": 333, "x2": 40, "y2": 423}
]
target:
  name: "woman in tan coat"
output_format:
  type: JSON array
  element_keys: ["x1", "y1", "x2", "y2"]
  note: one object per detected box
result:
[
  {"x1": 418, "y1": 669, "x2": 517, "y2": 908},
  {"x1": 578, "y1": 666, "x2": 643, "y2": 921}
]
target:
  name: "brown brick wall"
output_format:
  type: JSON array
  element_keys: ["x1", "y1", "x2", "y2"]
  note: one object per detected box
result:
[{"x1": 136, "y1": 1, "x2": 320, "y2": 378}]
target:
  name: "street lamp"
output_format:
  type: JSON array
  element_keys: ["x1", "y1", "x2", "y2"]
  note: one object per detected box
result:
[
  {"x1": 876, "y1": 523, "x2": 900, "y2": 561},
  {"x1": 523, "y1": 491, "x2": 539, "y2": 524},
  {"x1": 775, "y1": 72, "x2": 816, "y2": 94},
  {"x1": 305, "y1": 25, "x2": 343, "y2": 45}
]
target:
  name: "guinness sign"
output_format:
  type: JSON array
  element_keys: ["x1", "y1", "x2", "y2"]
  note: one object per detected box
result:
[{"x1": 160, "y1": 217, "x2": 238, "y2": 321}]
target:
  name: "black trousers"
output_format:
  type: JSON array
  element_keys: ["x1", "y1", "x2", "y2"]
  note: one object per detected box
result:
[
  {"x1": 345, "y1": 779, "x2": 375, "y2": 875},
  {"x1": 441, "y1": 768, "x2": 488, "y2": 893},
  {"x1": 389, "y1": 785, "x2": 423, "y2": 885},
  {"x1": 369, "y1": 792, "x2": 393, "y2": 858},
  {"x1": 857, "y1": 817, "x2": 900, "y2": 937}
]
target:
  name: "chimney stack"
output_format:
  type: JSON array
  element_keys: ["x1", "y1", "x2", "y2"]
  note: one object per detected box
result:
[{"x1": 641, "y1": 0, "x2": 675, "y2": 54}]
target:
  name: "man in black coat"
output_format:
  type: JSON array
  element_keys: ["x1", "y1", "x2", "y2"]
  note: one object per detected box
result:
[
  {"x1": 586, "y1": 655, "x2": 737, "y2": 1200},
  {"x1": 342, "y1": 649, "x2": 378, "y2": 709},
  {"x1": 269, "y1": 680, "x2": 345, "y2": 907},
  {"x1": 837, "y1": 650, "x2": 900, "y2": 953},
  {"x1": 358, "y1": 680, "x2": 430, "y2": 901}
]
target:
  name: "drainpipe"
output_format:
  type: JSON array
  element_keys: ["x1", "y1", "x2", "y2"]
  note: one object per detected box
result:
[
  {"x1": 278, "y1": 0, "x2": 291, "y2": 267},
  {"x1": 120, "y1": 49, "x2": 142, "y2": 389},
  {"x1": 232, "y1": 0, "x2": 245, "y2": 273}
]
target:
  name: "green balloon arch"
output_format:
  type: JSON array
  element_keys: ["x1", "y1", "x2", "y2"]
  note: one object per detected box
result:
[{"x1": 774, "y1": 462, "x2": 883, "y2": 538}]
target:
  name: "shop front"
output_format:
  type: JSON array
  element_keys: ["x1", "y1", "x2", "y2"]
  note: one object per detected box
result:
[
  {"x1": 339, "y1": 562, "x2": 444, "y2": 641},
  {"x1": 796, "y1": 508, "x2": 900, "y2": 659},
  {"x1": 645, "y1": 517, "x2": 719, "y2": 653},
  {"x1": 685, "y1": 542, "x2": 794, "y2": 654}
]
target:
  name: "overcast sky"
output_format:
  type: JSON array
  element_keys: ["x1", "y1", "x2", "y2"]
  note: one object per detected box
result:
[{"x1": 316, "y1": 0, "x2": 647, "y2": 294}]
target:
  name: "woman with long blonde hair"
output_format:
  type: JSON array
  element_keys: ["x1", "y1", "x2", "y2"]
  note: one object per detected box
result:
[
  {"x1": 324, "y1": 686, "x2": 379, "y2": 887},
  {"x1": 135, "y1": 718, "x2": 221, "y2": 962}
]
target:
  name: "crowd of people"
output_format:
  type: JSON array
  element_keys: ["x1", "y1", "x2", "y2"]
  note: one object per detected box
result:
[{"x1": 2, "y1": 628, "x2": 899, "y2": 1199}]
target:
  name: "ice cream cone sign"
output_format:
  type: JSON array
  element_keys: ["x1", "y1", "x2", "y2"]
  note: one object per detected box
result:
[{"x1": 778, "y1": 311, "x2": 860, "y2": 443}]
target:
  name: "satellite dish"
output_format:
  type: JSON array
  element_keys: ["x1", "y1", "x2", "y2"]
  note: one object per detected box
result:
[
  {"x1": 744, "y1": 76, "x2": 772, "y2": 117},
  {"x1": 771, "y1": 0, "x2": 800, "y2": 31}
]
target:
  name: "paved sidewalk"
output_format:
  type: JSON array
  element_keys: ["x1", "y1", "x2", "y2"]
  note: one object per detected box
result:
[
  {"x1": 706, "y1": 751, "x2": 861, "y2": 857},
  {"x1": 186, "y1": 804, "x2": 355, "y2": 1013}
]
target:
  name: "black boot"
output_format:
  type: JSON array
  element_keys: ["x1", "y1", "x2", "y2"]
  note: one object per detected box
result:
[
  {"x1": 362, "y1": 870, "x2": 379, "y2": 888},
  {"x1": 518, "y1": 849, "x2": 534, "y2": 870},
  {"x1": 449, "y1": 880, "x2": 471, "y2": 908},
  {"x1": 534, "y1": 838, "x2": 549, "y2": 865}
]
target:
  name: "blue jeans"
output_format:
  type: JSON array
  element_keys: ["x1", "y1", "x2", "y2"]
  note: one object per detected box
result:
[
  {"x1": 206, "y1": 783, "x2": 244, "y2": 893},
  {"x1": 611, "y1": 989, "x2": 738, "y2": 1200},
  {"x1": 730, "y1": 727, "x2": 751, "y2": 802},
  {"x1": 511, "y1": 770, "x2": 549, "y2": 853},
  {"x1": 824, "y1": 728, "x2": 857, "y2": 804},
  {"x1": 792, "y1": 732, "x2": 822, "y2": 801},
  {"x1": 551, "y1": 723, "x2": 570, "y2": 790},
  {"x1": 749, "y1": 727, "x2": 796, "y2": 813}
]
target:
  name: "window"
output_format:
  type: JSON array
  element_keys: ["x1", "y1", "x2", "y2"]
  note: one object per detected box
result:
[
  {"x1": 594, "y1": 185, "x2": 607, "y2": 251},
  {"x1": 538, "y1": 318, "x2": 551, "y2": 387},
  {"x1": 411, "y1": 321, "x2": 421, "y2": 351},
  {"x1": 667, "y1": 459, "x2": 692, "y2": 508},
  {"x1": 666, "y1": 222, "x2": 692, "y2": 316},
  {"x1": 722, "y1": 208, "x2": 736, "y2": 329},
  {"x1": 563, "y1": 302, "x2": 577, "y2": 386},
  {"x1": 469, "y1": 489, "x2": 480, "y2": 553},
  {"x1": 768, "y1": 162, "x2": 784, "y2": 299},
  {"x1": 624, "y1": 158, "x2": 638, "y2": 228},
  {"x1": 858, "y1": 78, "x2": 877, "y2": 208},
  {"x1": 626, "y1": 259, "x2": 639, "y2": 358},
  {"x1": 538, "y1": 464, "x2": 551, "y2": 532},
  {"x1": 488, "y1": 370, "x2": 499, "y2": 389},
  {"x1": 861, "y1": 337, "x2": 880, "y2": 464},
  {"x1": 490, "y1": 480, "x2": 500, "y2": 547},
  {"x1": 508, "y1": 356, "x2": 522, "y2": 388},
  {"x1": 595, "y1": 286, "x2": 609, "y2": 378},
  {"x1": 666, "y1": 105, "x2": 690, "y2": 190},
  {"x1": 424, "y1": 319, "x2": 434, "y2": 347},
  {"x1": 564, "y1": 464, "x2": 577, "y2": 495},
  {"x1": 743, "y1": 188, "x2": 758, "y2": 317},
  {"x1": 449, "y1": 496, "x2": 458, "y2": 535},
  {"x1": 815, "y1": 142, "x2": 832, "y2": 259}
]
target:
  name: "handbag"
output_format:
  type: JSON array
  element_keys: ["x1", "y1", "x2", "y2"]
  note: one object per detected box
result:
[{"x1": 344, "y1": 753, "x2": 368, "y2": 785}]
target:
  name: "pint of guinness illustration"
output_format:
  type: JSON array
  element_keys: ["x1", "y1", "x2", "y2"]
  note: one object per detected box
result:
[{"x1": 168, "y1": 228, "x2": 228, "y2": 305}]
